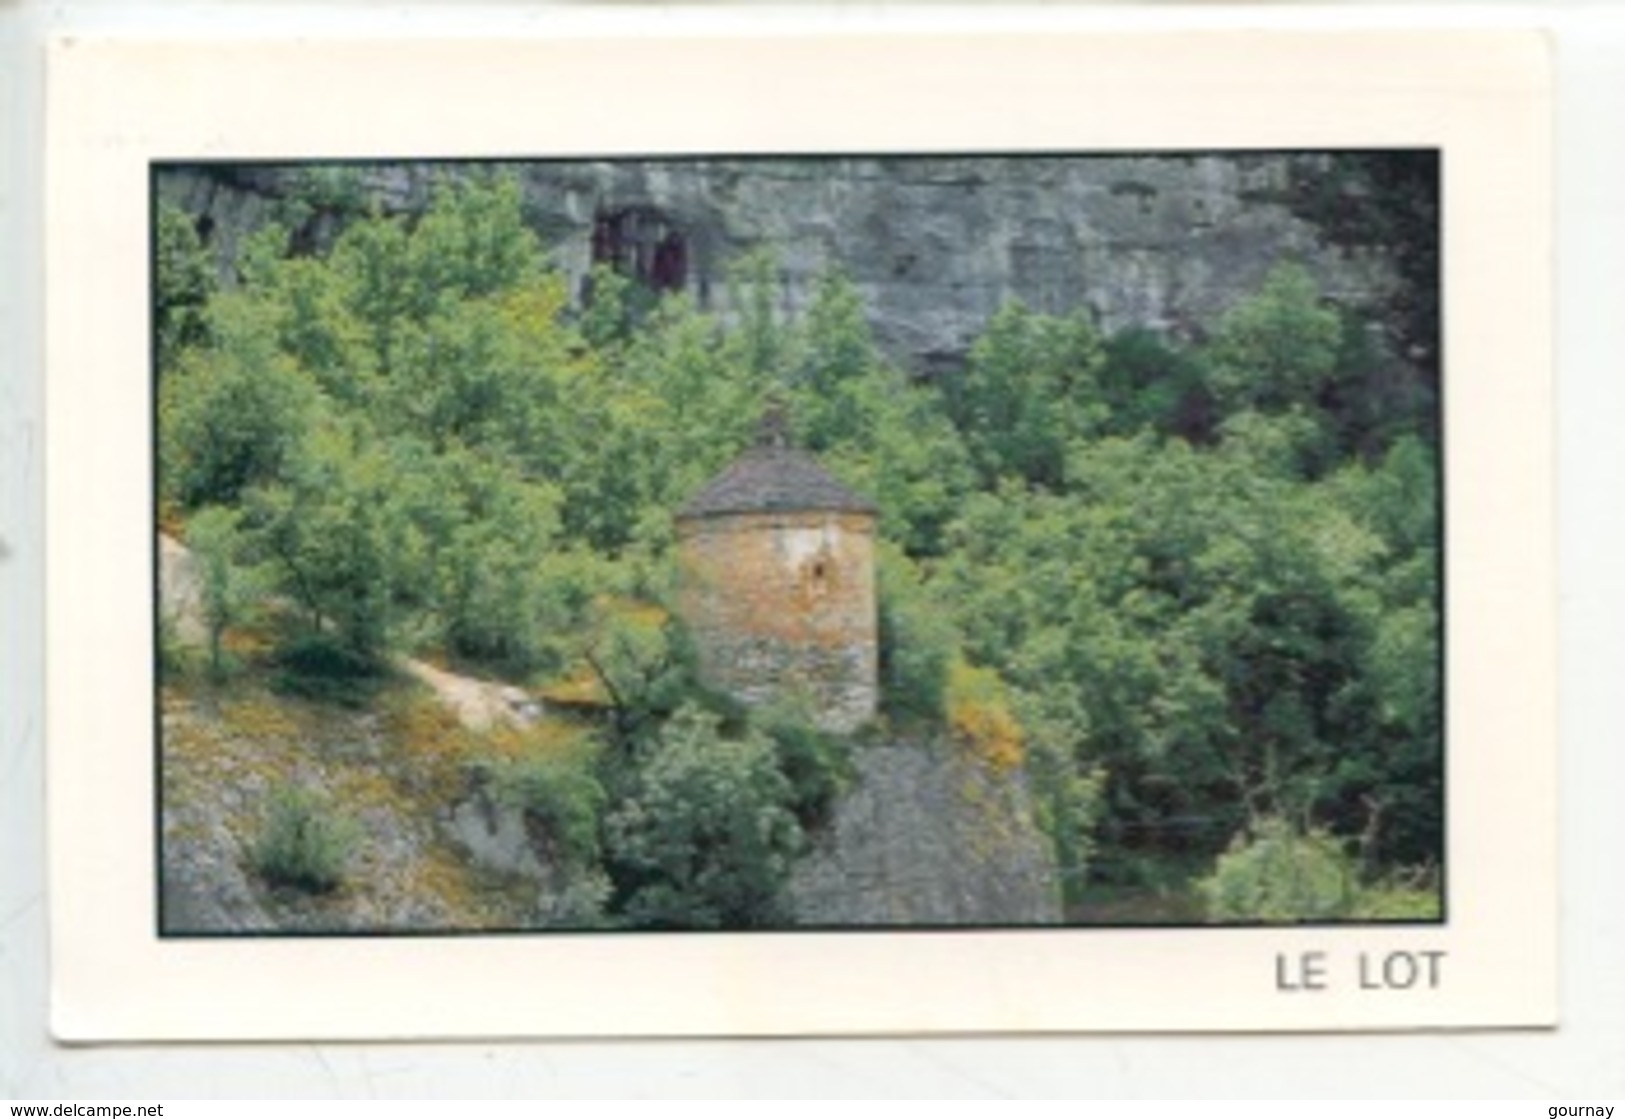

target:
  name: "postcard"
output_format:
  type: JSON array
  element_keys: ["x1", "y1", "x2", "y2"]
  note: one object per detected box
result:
[{"x1": 46, "y1": 29, "x2": 1553, "y2": 1039}]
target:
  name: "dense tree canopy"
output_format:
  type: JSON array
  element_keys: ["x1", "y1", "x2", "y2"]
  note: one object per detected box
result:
[{"x1": 157, "y1": 168, "x2": 1441, "y2": 924}]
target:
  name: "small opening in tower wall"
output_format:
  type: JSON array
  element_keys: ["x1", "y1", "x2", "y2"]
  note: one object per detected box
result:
[{"x1": 591, "y1": 205, "x2": 688, "y2": 294}]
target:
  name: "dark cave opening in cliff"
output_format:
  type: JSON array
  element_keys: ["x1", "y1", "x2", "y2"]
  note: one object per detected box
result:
[{"x1": 591, "y1": 205, "x2": 689, "y2": 296}]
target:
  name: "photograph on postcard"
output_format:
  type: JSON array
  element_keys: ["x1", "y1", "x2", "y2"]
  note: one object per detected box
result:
[{"x1": 152, "y1": 153, "x2": 1443, "y2": 937}]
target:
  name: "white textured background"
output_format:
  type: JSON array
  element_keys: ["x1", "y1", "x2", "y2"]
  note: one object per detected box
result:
[{"x1": 3, "y1": 1, "x2": 1622, "y2": 1098}]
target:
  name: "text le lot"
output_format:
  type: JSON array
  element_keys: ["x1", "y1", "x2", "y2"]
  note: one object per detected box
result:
[{"x1": 1276, "y1": 949, "x2": 1446, "y2": 992}]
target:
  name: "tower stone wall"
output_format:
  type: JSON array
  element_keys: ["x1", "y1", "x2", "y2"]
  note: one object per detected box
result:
[
  {"x1": 674, "y1": 409, "x2": 879, "y2": 734},
  {"x1": 677, "y1": 509, "x2": 877, "y2": 733}
]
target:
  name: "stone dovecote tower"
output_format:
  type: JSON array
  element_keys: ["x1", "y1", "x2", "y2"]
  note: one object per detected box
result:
[{"x1": 675, "y1": 406, "x2": 879, "y2": 734}]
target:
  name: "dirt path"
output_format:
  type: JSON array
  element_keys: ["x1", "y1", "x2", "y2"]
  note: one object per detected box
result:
[
  {"x1": 159, "y1": 532, "x2": 538, "y2": 732},
  {"x1": 400, "y1": 658, "x2": 536, "y2": 731}
]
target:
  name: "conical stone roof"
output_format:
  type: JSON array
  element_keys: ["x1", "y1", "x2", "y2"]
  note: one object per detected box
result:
[{"x1": 677, "y1": 403, "x2": 877, "y2": 520}]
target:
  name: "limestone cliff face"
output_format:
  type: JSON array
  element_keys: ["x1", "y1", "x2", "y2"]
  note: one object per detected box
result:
[
  {"x1": 789, "y1": 740, "x2": 1063, "y2": 926},
  {"x1": 157, "y1": 154, "x2": 1408, "y2": 375}
]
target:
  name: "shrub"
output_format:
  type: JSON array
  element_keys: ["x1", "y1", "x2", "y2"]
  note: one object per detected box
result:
[
  {"x1": 563, "y1": 596, "x2": 699, "y2": 754},
  {"x1": 269, "y1": 631, "x2": 387, "y2": 707},
  {"x1": 605, "y1": 705, "x2": 803, "y2": 929},
  {"x1": 756, "y1": 697, "x2": 854, "y2": 829},
  {"x1": 1198, "y1": 817, "x2": 1357, "y2": 922},
  {"x1": 491, "y1": 745, "x2": 607, "y2": 872},
  {"x1": 535, "y1": 868, "x2": 615, "y2": 929},
  {"x1": 1351, "y1": 868, "x2": 1442, "y2": 920},
  {"x1": 945, "y1": 659, "x2": 1025, "y2": 771},
  {"x1": 249, "y1": 784, "x2": 359, "y2": 894}
]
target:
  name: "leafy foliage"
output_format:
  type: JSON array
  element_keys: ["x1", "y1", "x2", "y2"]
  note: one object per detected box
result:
[
  {"x1": 1198, "y1": 817, "x2": 1441, "y2": 923},
  {"x1": 154, "y1": 201, "x2": 217, "y2": 372},
  {"x1": 946, "y1": 659, "x2": 1025, "y2": 772},
  {"x1": 1208, "y1": 262, "x2": 1342, "y2": 416},
  {"x1": 948, "y1": 300, "x2": 1107, "y2": 490},
  {"x1": 755, "y1": 696, "x2": 855, "y2": 829},
  {"x1": 1020, "y1": 705, "x2": 1108, "y2": 908},
  {"x1": 874, "y1": 543, "x2": 957, "y2": 724},
  {"x1": 159, "y1": 297, "x2": 318, "y2": 510},
  {"x1": 249, "y1": 784, "x2": 360, "y2": 894},
  {"x1": 569, "y1": 597, "x2": 694, "y2": 754},
  {"x1": 159, "y1": 163, "x2": 1442, "y2": 926},
  {"x1": 268, "y1": 631, "x2": 390, "y2": 708},
  {"x1": 491, "y1": 744, "x2": 607, "y2": 872},
  {"x1": 1198, "y1": 817, "x2": 1357, "y2": 922},
  {"x1": 1350, "y1": 871, "x2": 1442, "y2": 920},
  {"x1": 605, "y1": 706, "x2": 803, "y2": 929},
  {"x1": 184, "y1": 504, "x2": 260, "y2": 680},
  {"x1": 244, "y1": 421, "x2": 424, "y2": 661}
]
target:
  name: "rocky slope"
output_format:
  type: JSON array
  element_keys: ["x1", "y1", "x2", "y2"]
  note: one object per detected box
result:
[
  {"x1": 160, "y1": 685, "x2": 551, "y2": 934},
  {"x1": 159, "y1": 537, "x2": 1059, "y2": 933}
]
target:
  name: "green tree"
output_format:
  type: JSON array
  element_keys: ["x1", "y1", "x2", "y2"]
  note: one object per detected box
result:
[
  {"x1": 1098, "y1": 325, "x2": 1217, "y2": 443},
  {"x1": 384, "y1": 279, "x2": 565, "y2": 453},
  {"x1": 245, "y1": 421, "x2": 424, "y2": 665},
  {"x1": 605, "y1": 705, "x2": 803, "y2": 929},
  {"x1": 278, "y1": 166, "x2": 370, "y2": 233},
  {"x1": 184, "y1": 504, "x2": 263, "y2": 680},
  {"x1": 329, "y1": 210, "x2": 416, "y2": 377},
  {"x1": 559, "y1": 286, "x2": 766, "y2": 555},
  {"x1": 258, "y1": 253, "x2": 373, "y2": 407},
  {"x1": 572, "y1": 597, "x2": 694, "y2": 755},
  {"x1": 1207, "y1": 262, "x2": 1343, "y2": 420},
  {"x1": 578, "y1": 262, "x2": 637, "y2": 352},
  {"x1": 430, "y1": 448, "x2": 567, "y2": 672},
  {"x1": 788, "y1": 270, "x2": 882, "y2": 448},
  {"x1": 757, "y1": 271, "x2": 977, "y2": 555},
  {"x1": 1316, "y1": 437, "x2": 1442, "y2": 868},
  {"x1": 1019, "y1": 700, "x2": 1108, "y2": 909},
  {"x1": 812, "y1": 371, "x2": 973, "y2": 558},
  {"x1": 939, "y1": 428, "x2": 1422, "y2": 882},
  {"x1": 948, "y1": 300, "x2": 1107, "y2": 489},
  {"x1": 154, "y1": 201, "x2": 217, "y2": 373},
  {"x1": 159, "y1": 295, "x2": 318, "y2": 510},
  {"x1": 1198, "y1": 817, "x2": 1358, "y2": 922},
  {"x1": 754, "y1": 694, "x2": 854, "y2": 829},
  {"x1": 491, "y1": 743, "x2": 608, "y2": 872},
  {"x1": 408, "y1": 172, "x2": 541, "y2": 303}
]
